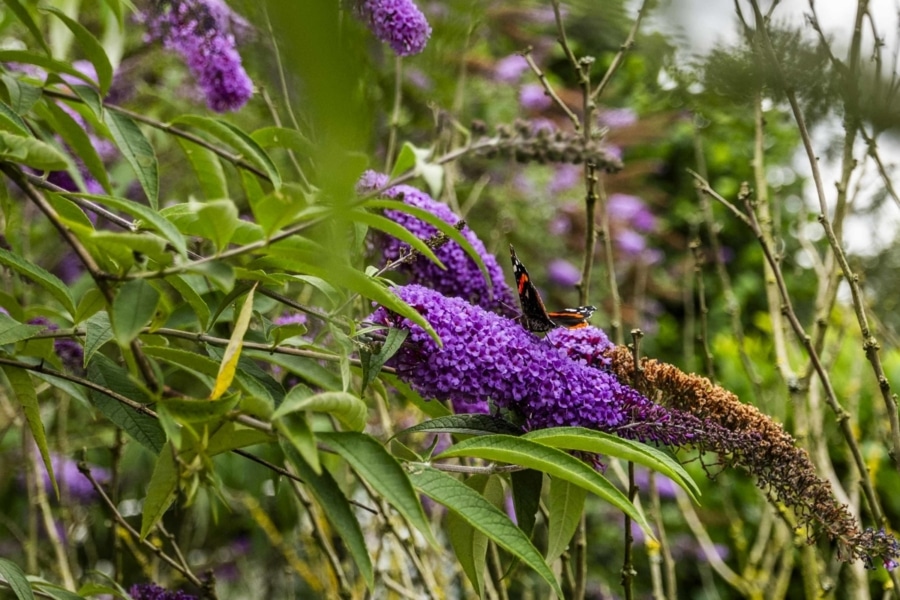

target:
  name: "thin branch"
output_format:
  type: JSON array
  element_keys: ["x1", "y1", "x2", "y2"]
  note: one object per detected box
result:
[
  {"x1": 521, "y1": 47, "x2": 581, "y2": 129},
  {"x1": 591, "y1": 0, "x2": 650, "y2": 101}
]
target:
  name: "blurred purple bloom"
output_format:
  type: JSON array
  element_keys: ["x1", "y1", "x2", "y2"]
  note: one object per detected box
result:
[
  {"x1": 547, "y1": 258, "x2": 580, "y2": 287},
  {"x1": 27, "y1": 317, "x2": 83, "y2": 371},
  {"x1": 372, "y1": 285, "x2": 652, "y2": 429},
  {"x1": 598, "y1": 108, "x2": 637, "y2": 129},
  {"x1": 604, "y1": 144, "x2": 623, "y2": 162},
  {"x1": 519, "y1": 83, "x2": 552, "y2": 111},
  {"x1": 530, "y1": 117, "x2": 556, "y2": 133},
  {"x1": 608, "y1": 194, "x2": 656, "y2": 232},
  {"x1": 129, "y1": 583, "x2": 197, "y2": 600},
  {"x1": 634, "y1": 468, "x2": 677, "y2": 499},
  {"x1": 26, "y1": 449, "x2": 110, "y2": 503},
  {"x1": 494, "y1": 55, "x2": 529, "y2": 83},
  {"x1": 356, "y1": 0, "x2": 432, "y2": 56},
  {"x1": 359, "y1": 171, "x2": 516, "y2": 315},
  {"x1": 274, "y1": 313, "x2": 307, "y2": 326},
  {"x1": 47, "y1": 169, "x2": 103, "y2": 195},
  {"x1": 59, "y1": 60, "x2": 98, "y2": 88},
  {"x1": 548, "y1": 215, "x2": 571, "y2": 236},
  {"x1": 143, "y1": 0, "x2": 253, "y2": 112},
  {"x1": 405, "y1": 67, "x2": 432, "y2": 90},
  {"x1": 548, "y1": 164, "x2": 581, "y2": 194},
  {"x1": 615, "y1": 229, "x2": 647, "y2": 256}
]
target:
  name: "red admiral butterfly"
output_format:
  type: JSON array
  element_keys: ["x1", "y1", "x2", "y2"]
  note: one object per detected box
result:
[{"x1": 509, "y1": 245, "x2": 596, "y2": 332}]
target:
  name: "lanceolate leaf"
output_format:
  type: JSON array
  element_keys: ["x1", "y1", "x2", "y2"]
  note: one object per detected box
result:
[
  {"x1": 394, "y1": 413, "x2": 523, "y2": 438},
  {"x1": 38, "y1": 100, "x2": 111, "y2": 192},
  {"x1": 111, "y1": 279, "x2": 160, "y2": 347},
  {"x1": 523, "y1": 427, "x2": 701, "y2": 502},
  {"x1": 83, "y1": 310, "x2": 114, "y2": 367},
  {"x1": 40, "y1": 7, "x2": 113, "y2": 94},
  {"x1": 0, "y1": 247, "x2": 75, "y2": 317},
  {"x1": 282, "y1": 443, "x2": 374, "y2": 590},
  {"x1": 271, "y1": 389, "x2": 367, "y2": 432},
  {"x1": 103, "y1": 110, "x2": 158, "y2": 209},
  {"x1": 140, "y1": 442, "x2": 179, "y2": 539},
  {"x1": 317, "y1": 431, "x2": 438, "y2": 547},
  {"x1": 409, "y1": 466, "x2": 563, "y2": 598},
  {"x1": 545, "y1": 477, "x2": 586, "y2": 562},
  {"x1": 360, "y1": 327, "x2": 407, "y2": 394},
  {"x1": 437, "y1": 434, "x2": 654, "y2": 537},
  {"x1": 72, "y1": 193, "x2": 187, "y2": 256},
  {"x1": 2, "y1": 366, "x2": 57, "y2": 498},
  {"x1": 176, "y1": 138, "x2": 228, "y2": 200},
  {"x1": 0, "y1": 556, "x2": 35, "y2": 600},
  {"x1": 3, "y1": 0, "x2": 51, "y2": 55},
  {"x1": 210, "y1": 285, "x2": 256, "y2": 400},
  {"x1": 0, "y1": 130, "x2": 68, "y2": 171}
]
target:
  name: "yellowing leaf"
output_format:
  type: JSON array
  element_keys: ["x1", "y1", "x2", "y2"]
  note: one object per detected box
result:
[{"x1": 210, "y1": 284, "x2": 256, "y2": 400}]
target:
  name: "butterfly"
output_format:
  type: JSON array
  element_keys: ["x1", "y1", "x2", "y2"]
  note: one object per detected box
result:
[{"x1": 509, "y1": 244, "x2": 597, "y2": 333}]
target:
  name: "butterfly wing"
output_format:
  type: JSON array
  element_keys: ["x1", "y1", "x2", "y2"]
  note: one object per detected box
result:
[
  {"x1": 509, "y1": 245, "x2": 556, "y2": 332},
  {"x1": 547, "y1": 305, "x2": 597, "y2": 329}
]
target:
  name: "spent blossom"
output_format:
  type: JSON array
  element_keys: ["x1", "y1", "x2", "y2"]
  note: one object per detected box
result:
[
  {"x1": 129, "y1": 583, "x2": 197, "y2": 600},
  {"x1": 359, "y1": 171, "x2": 516, "y2": 315},
  {"x1": 355, "y1": 0, "x2": 432, "y2": 57},
  {"x1": 142, "y1": 0, "x2": 253, "y2": 112}
]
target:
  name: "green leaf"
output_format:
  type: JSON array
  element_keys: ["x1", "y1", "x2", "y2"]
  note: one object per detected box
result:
[
  {"x1": 282, "y1": 442, "x2": 374, "y2": 589},
  {"x1": 409, "y1": 466, "x2": 562, "y2": 597},
  {"x1": 3, "y1": 0, "x2": 51, "y2": 55},
  {"x1": 360, "y1": 327, "x2": 407, "y2": 394},
  {"x1": 522, "y1": 427, "x2": 701, "y2": 502},
  {"x1": 0, "y1": 50, "x2": 96, "y2": 87},
  {"x1": 348, "y1": 209, "x2": 443, "y2": 267},
  {"x1": 276, "y1": 411, "x2": 320, "y2": 474},
  {"x1": 365, "y1": 199, "x2": 491, "y2": 293},
  {"x1": 83, "y1": 310, "x2": 113, "y2": 367},
  {"x1": 437, "y1": 435, "x2": 654, "y2": 537},
  {"x1": 87, "y1": 354, "x2": 165, "y2": 454},
  {"x1": 0, "y1": 557, "x2": 35, "y2": 600},
  {"x1": 0, "y1": 247, "x2": 75, "y2": 316},
  {"x1": 317, "y1": 431, "x2": 438, "y2": 547},
  {"x1": 0, "y1": 313, "x2": 44, "y2": 345},
  {"x1": 1, "y1": 74, "x2": 42, "y2": 115},
  {"x1": 380, "y1": 374, "x2": 451, "y2": 419},
  {"x1": 176, "y1": 138, "x2": 228, "y2": 200},
  {"x1": 206, "y1": 422, "x2": 272, "y2": 455},
  {"x1": 545, "y1": 477, "x2": 586, "y2": 562},
  {"x1": 172, "y1": 115, "x2": 282, "y2": 189},
  {"x1": 38, "y1": 100, "x2": 111, "y2": 192},
  {"x1": 0, "y1": 130, "x2": 68, "y2": 171},
  {"x1": 74, "y1": 288, "x2": 106, "y2": 324},
  {"x1": 103, "y1": 110, "x2": 158, "y2": 209},
  {"x1": 186, "y1": 260, "x2": 234, "y2": 293},
  {"x1": 394, "y1": 413, "x2": 523, "y2": 438},
  {"x1": 111, "y1": 279, "x2": 160, "y2": 347},
  {"x1": 3, "y1": 366, "x2": 57, "y2": 498},
  {"x1": 272, "y1": 389, "x2": 367, "y2": 432},
  {"x1": 41, "y1": 7, "x2": 113, "y2": 95},
  {"x1": 248, "y1": 185, "x2": 312, "y2": 237},
  {"x1": 140, "y1": 442, "x2": 178, "y2": 539},
  {"x1": 389, "y1": 142, "x2": 417, "y2": 179},
  {"x1": 142, "y1": 346, "x2": 218, "y2": 382},
  {"x1": 0, "y1": 99, "x2": 33, "y2": 136},
  {"x1": 159, "y1": 395, "x2": 240, "y2": 423},
  {"x1": 445, "y1": 502, "x2": 486, "y2": 596},
  {"x1": 166, "y1": 275, "x2": 211, "y2": 329},
  {"x1": 73, "y1": 193, "x2": 187, "y2": 256},
  {"x1": 510, "y1": 469, "x2": 543, "y2": 538},
  {"x1": 250, "y1": 126, "x2": 314, "y2": 157},
  {"x1": 161, "y1": 199, "x2": 240, "y2": 253}
]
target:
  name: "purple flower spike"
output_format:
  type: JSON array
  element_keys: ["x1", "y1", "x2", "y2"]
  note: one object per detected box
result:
[
  {"x1": 357, "y1": 0, "x2": 432, "y2": 57},
  {"x1": 360, "y1": 171, "x2": 517, "y2": 315},
  {"x1": 130, "y1": 583, "x2": 198, "y2": 600},
  {"x1": 372, "y1": 285, "x2": 648, "y2": 428},
  {"x1": 143, "y1": 0, "x2": 253, "y2": 112}
]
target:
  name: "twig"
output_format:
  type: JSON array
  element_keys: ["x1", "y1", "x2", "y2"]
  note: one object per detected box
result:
[
  {"x1": 591, "y1": 0, "x2": 650, "y2": 101},
  {"x1": 521, "y1": 48, "x2": 580, "y2": 129}
]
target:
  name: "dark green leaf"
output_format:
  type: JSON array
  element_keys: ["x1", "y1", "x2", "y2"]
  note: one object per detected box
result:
[
  {"x1": 3, "y1": 0, "x2": 51, "y2": 55},
  {"x1": 87, "y1": 354, "x2": 164, "y2": 454},
  {"x1": 394, "y1": 413, "x2": 522, "y2": 438},
  {"x1": 523, "y1": 427, "x2": 701, "y2": 502},
  {"x1": 360, "y1": 327, "x2": 407, "y2": 394},
  {"x1": 111, "y1": 279, "x2": 160, "y2": 347},
  {"x1": 438, "y1": 435, "x2": 653, "y2": 536},
  {"x1": 166, "y1": 275, "x2": 211, "y2": 328},
  {"x1": 0, "y1": 557, "x2": 35, "y2": 600},
  {"x1": 140, "y1": 442, "x2": 178, "y2": 539},
  {"x1": 282, "y1": 442, "x2": 374, "y2": 589},
  {"x1": 159, "y1": 395, "x2": 240, "y2": 423},
  {"x1": 41, "y1": 7, "x2": 113, "y2": 94},
  {"x1": 103, "y1": 110, "x2": 158, "y2": 209},
  {"x1": 511, "y1": 469, "x2": 543, "y2": 538},
  {"x1": 0, "y1": 313, "x2": 44, "y2": 345},
  {"x1": 317, "y1": 431, "x2": 438, "y2": 547},
  {"x1": 3, "y1": 366, "x2": 57, "y2": 498},
  {"x1": 0, "y1": 247, "x2": 75, "y2": 316},
  {"x1": 0, "y1": 100, "x2": 31, "y2": 135},
  {"x1": 409, "y1": 466, "x2": 562, "y2": 597},
  {"x1": 1, "y1": 74, "x2": 42, "y2": 114},
  {"x1": 83, "y1": 310, "x2": 113, "y2": 367},
  {"x1": 545, "y1": 477, "x2": 586, "y2": 561}
]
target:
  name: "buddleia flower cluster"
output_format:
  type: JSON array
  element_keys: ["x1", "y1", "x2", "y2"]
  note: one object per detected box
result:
[
  {"x1": 372, "y1": 284, "x2": 900, "y2": 570},
  {"x1": 142, "y1": 0, "x2": 253, "y2": 112},
  {"x1": 354, "y1": 0, "x2": 432, "y2": 57},
  {"x1": 359, "y1": 171, "x2": 516, "y2": 315}
]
